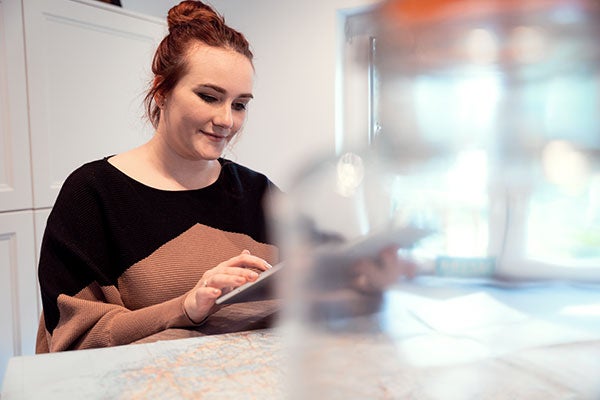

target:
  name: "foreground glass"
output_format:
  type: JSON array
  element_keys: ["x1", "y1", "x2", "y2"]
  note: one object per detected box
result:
[
  {"x1": 374, "y1": 0, "x2": 600, "y2": 281},
  {"x1": 274, "y1": 0, "x2": 600, "y2": 397}
]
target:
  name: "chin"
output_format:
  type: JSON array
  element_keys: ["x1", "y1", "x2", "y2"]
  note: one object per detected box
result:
[{"x1": 195, "y1": 151, "x2": 224, "y2": 161}]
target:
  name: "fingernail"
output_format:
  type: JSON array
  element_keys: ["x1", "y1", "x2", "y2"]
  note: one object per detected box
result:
[
  {"x1": 242, "y1": 249, "x2": 251, "y2": 255},
  {"x1": 212, "y1": 289, "x2": 220, "y2": 295},
  {"x1": 264, "y1": 262, "x2": 272, "y2": 269},
  {"x1": 250, "y1": 271, "x2": 259, "y2": 279}
]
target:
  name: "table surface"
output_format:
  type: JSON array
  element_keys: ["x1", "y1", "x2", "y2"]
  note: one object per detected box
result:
[{"x1": 2, "y1": 278, "x2": 600, "y2": 400}]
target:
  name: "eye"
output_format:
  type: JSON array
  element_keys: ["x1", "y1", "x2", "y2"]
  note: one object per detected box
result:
[
  {"x1": 232, "y1": 102, "x2": 248, "y2": 112},
  {"x1": 198, "y1": 93, "x2": 218, "y2": 103}
]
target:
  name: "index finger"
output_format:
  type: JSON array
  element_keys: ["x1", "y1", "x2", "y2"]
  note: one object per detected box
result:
[{"x1": 225, "y1": 253, "x2": 272, "y2": 272}]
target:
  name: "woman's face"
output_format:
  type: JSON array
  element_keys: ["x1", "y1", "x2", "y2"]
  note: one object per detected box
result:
[{"x1": 157, "y1": 43, "x2": 254, "y2": 161}]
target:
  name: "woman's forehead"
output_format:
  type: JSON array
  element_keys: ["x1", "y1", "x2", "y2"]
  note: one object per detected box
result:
[{"x1": 181, "y1": 42, "x2": 254, "y2": 92}]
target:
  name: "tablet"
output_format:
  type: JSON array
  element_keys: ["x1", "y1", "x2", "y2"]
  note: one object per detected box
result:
[
  {"x1": 322, "y1": 224, "x2": 432, "y2": 261},
  {"x1": 215, "y1": 224, "x2": 433, "y2": 305},
  {"x1": 215, "y1": 262, "x2": 284, "y2": 305}
]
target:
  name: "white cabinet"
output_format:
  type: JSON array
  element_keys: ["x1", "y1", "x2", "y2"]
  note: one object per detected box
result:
[
  {"x1": 0, "y1": 211, "x2": 39, "y2": 381},
  {"x1": 0, "y1": 0, "x2": 166, "y2": 383},
  {"x1": 0, "y1": 0, "x2": 33, "y2": 212},
  {"x1": 23, "y1": 0, "x2": 166, "y2": 208}
]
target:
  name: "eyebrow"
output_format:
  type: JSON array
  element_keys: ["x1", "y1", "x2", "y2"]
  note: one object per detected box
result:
[{"x1": 198, "y1": 84, "x2": 254, "y2": 99}]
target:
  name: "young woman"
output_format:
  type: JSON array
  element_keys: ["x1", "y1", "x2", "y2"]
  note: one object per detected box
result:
[{"x1": 36, "y1": 0, "x2": 279, "y2": 352}]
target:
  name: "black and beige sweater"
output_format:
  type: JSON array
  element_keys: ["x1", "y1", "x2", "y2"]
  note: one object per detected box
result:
[{"x1": 36, "y1": 157, "x2": 280, "y2": 352}]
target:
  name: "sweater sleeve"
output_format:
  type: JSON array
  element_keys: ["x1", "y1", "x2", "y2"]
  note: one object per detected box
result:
[
  {"x1": 36, "y1": 167, "x2": 200, "y2": 353},
  {"x1": 47, "y1": 285, "x2": 197, "y2": 351}
]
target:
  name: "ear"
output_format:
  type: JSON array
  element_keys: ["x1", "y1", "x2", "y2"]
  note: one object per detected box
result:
[
  {"x1": 155, "y1": 92, "x2": 166, "y2": 109},
  {"x1": 153, "y1": 76, "x2": 166, "y2": 108}
]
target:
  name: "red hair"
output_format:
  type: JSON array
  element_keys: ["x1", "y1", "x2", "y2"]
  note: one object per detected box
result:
[{"x1": 144, "y1": 0, "x2": 253, "y2": 128}]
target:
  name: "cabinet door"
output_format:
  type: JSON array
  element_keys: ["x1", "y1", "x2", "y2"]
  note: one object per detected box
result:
[
  {"x1": 0, "y1": 211, "x2": 39, "y2": 381},
  {"x1": 0, "y1": 0, "x2": 34, "y2": 212},
  {"x1": 23, "y1": 0, "x2": 166, "y2": 208}
]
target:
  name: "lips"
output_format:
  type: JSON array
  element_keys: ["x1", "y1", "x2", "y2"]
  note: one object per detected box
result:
[{"x1": 201, "y1": 131, "x2": 228, "y2": 141}]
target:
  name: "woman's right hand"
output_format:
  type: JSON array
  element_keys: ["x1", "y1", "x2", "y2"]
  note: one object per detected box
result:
[{"x1": 183, "y1": 250, "x2": 272, "y2": 324}]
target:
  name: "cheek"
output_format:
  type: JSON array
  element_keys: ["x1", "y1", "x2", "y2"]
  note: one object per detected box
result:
[
  {"x1": 182, "y1": 109, "x2": 211, "y2": 132},
  {"x1": 232, "y1": 114, "x2": 247, "y2": 133}
]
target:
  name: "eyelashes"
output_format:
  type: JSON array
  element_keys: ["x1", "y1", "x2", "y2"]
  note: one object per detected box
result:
[
  {"x1": 232, "y1": 102, "x2": 247, "y2": 111},
  {"x1": 198, "y1": 93, "x2": 217, "y2": 103},
  {"x1": 197, "y1": 93, "x2": 249, "y2": 111}
]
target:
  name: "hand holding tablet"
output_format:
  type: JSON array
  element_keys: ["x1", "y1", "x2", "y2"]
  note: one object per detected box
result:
[
  {"x1": 215, "y1": 224, "x2": 433, "y2": 305},
  {"x1": 215, "y1": 262, "x2": 284, "y2": 305}
]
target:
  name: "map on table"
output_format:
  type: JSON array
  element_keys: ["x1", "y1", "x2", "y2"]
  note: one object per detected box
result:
[{"x1": 2, "y1": 330, "x2": 284, "y2": 400}]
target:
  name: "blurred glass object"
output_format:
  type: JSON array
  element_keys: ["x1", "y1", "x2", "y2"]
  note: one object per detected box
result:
[
  {"x1": 275, "y1": 0, "x2": 600, "y2": 397},
  {"x1": 373, "y1": 0, "x2": 600, "y2": 281}
]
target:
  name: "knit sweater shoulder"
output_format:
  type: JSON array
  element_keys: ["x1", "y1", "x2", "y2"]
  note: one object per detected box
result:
[{"x1": 36, "y1": 157, "x2": 280, "y2": 352}]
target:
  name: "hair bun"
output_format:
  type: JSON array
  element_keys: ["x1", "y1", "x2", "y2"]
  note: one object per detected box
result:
[{"x1": 167, "y1": 0, "x2": 224, "y2": 32}]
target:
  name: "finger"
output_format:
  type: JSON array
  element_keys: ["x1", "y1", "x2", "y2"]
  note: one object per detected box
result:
[
  {"x1": 184, "y1": 287, "x2": 221, "y2": 324},
  {"x1": 211, "y1": 266, "x2": 261, "y2": 281},
  {"x1": 204, "y1": 270, "x2": 259, "y2": 289},
  {"x1": 199, "y1": 286, "x2": 222, "y2": 298},
  {"x1": 220, "y1": 253, "x2": 272, "y2": 272},
  {"x1": 378, "y1": 246, "x2": 399, "y2": 265},
  {"x1": 353, "y1": 260, "x2": 384, "y2": 292},
  {"x1": 380, "y1": 247, "x2": 416, "y2": 279},
  {"x1": 353, "y1": 260, "x2": 375, "y2": 292},
  {"x1": 353, "y1": 249, "x2": 411, "y2": 293}
]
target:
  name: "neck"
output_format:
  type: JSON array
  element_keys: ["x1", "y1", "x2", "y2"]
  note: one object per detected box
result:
[{"x1": 142, "y1": 136, "x2": 222, "y2": 190}]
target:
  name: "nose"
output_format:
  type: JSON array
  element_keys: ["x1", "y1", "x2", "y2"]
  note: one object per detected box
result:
[{"x1": 213, "y1": 103, "x2": 234, "y2": 130}]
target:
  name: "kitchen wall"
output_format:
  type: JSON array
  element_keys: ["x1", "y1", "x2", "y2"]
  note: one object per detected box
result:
[{"x1": 120, "y1": 0, "x2": 380, "y2": 190}]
